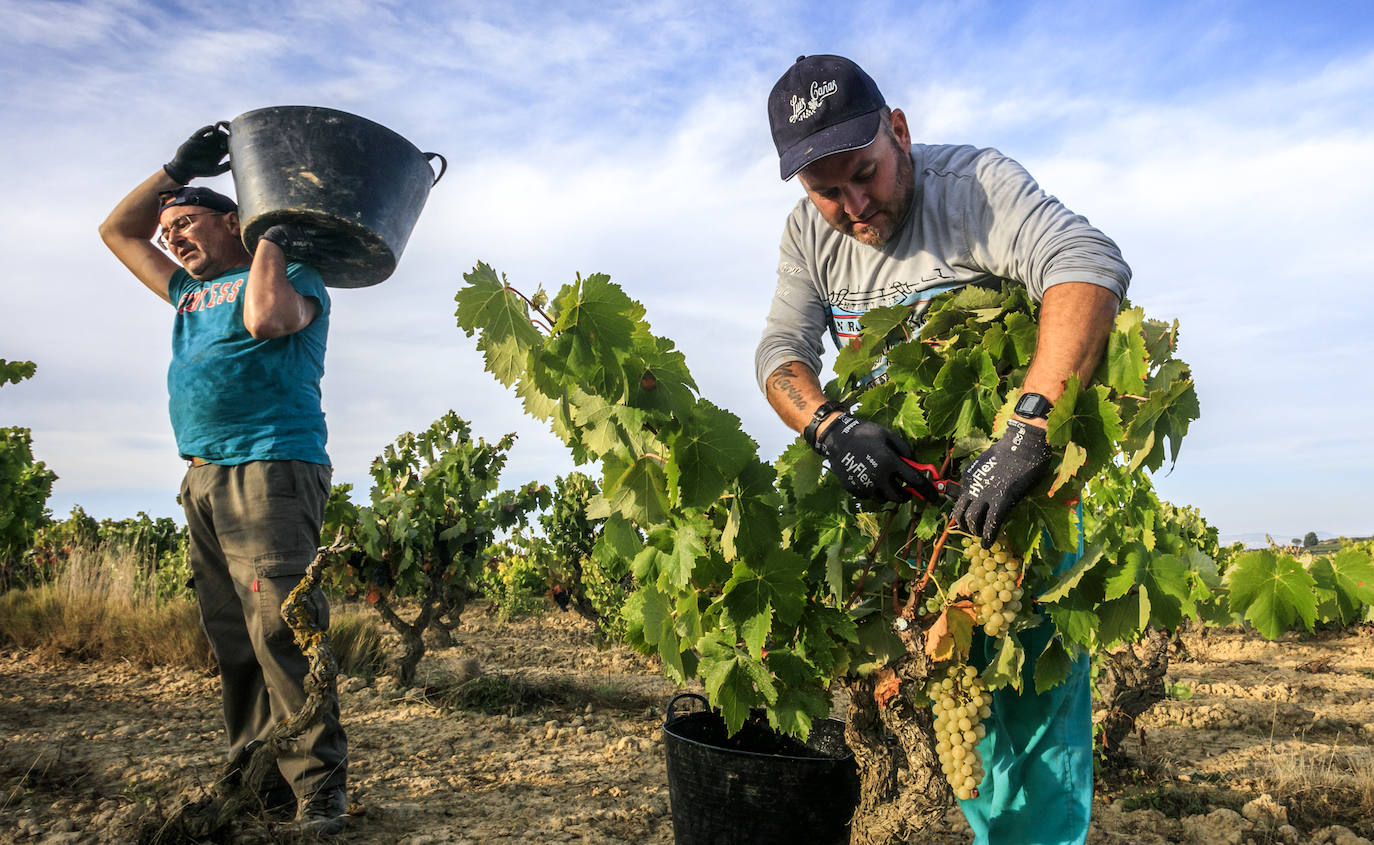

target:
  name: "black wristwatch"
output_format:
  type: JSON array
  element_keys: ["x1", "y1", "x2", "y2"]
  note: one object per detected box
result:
[
  {"x1": 803, "y1": 400, "x2": 846, "y2": 450},
  {"x1": 1013, "y1": 392, "x2": 1054, "y2": 420}
]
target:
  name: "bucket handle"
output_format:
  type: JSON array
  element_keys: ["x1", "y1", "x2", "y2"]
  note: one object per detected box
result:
[
  {"x1": 424, "y1": 152, "x2": 447, "y2": 186},
  {"x1": 664, "y1": 692, "x2": 710, "y2": 727}
]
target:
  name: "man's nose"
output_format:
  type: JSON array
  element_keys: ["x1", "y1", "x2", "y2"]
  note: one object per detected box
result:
[{"x1": 840, "y1": 185, "x2": 870, "y2": 219}]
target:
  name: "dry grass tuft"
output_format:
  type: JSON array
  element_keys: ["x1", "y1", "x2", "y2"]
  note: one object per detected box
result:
[
  {"x1": 0, "y1": 545, "x2": 213, "y2": 670},
  {"x1": 330, "y1": 606, "x2": 390, "y2": 679},
  {"x1": 1260, "y1": 743, "x2": 1374, "y2": 835}
]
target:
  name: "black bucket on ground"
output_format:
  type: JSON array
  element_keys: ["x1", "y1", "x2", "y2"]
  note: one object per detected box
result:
[
  {"x1": 226, "y1": 106, "x2": 446, "y2": 288},
  {"x1": 662, "y1": 693, "x2": 860, "y2": 845}
]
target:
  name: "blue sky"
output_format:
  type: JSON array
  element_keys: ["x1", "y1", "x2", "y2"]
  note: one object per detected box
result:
[{"x1": 1, "y1": 0, "x2": 1370, "y2": 543}]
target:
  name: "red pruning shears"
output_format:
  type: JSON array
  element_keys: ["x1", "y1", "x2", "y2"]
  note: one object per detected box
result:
[{"x1": 899, "y1": 457, "x2": 961, "y2": 502}]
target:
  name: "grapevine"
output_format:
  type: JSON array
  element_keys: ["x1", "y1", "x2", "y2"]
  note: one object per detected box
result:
[
  {"x1": 453, "y1": 263, "x2": 1217, "y2": 842},
  {"x1": 0, "y1": 359, "x2": 57, "y2": 587},
  {"x1": 323, "y1": 411, "x2": 550, "y2": 685}
]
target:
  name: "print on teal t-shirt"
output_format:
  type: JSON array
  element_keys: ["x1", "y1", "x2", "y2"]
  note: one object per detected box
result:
[{"x1": 166, "y1": 262, "x2": 330, "y2": 466}]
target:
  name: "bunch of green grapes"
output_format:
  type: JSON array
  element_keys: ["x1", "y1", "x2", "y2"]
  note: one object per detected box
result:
[
  {"x1": 928, "y1": 661, "x2": 992, "y2": 800},
  {"x1": 962, "y1": 537, "x2": 1024, "y2": 638}
]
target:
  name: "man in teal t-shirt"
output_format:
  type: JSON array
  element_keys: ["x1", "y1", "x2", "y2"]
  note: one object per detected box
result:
[{"x1": 99, "y1": 125, "x2": 347, "y2": 836}]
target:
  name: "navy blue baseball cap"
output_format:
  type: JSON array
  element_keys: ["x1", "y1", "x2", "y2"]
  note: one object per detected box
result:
[
  {"x1": 768, "y1": 55, "x2": 887, "y2": 180},
  {"x1": 158, "y1": 185, "x2": 237, "y2": 214}
]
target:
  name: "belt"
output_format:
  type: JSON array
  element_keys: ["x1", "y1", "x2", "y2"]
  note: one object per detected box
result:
[{"x1": 188, "y1": 457, "x2": 215, "y2": 468}]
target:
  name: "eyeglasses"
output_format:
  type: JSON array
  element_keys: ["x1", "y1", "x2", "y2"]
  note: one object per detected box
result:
[{"x1": 157, "y1": 212, "x2": 226, "y2": 250}]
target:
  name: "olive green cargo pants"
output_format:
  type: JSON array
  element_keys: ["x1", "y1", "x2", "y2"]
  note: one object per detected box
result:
[{"x1": 181, "y1": 460, "x2": 347, "y2": 801}]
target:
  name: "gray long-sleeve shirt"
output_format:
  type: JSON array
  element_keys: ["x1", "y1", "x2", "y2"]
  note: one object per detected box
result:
[{"x1": 754, "y1": 144, "x2": 1131, "y2": 391}]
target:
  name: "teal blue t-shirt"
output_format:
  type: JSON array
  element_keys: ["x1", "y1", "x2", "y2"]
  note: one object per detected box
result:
[{"x1": 167, "y1": 262, "x2": 330, "y2": 466}]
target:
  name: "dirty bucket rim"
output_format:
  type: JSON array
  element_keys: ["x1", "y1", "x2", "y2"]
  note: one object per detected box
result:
[{"x1": 663, "y1": 713, "x2": 855, "y2": 765}]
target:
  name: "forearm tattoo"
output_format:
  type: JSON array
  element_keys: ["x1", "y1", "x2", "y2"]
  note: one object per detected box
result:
[{"x1": 767, "y1": 362, "x2": 811, "y2": 411}]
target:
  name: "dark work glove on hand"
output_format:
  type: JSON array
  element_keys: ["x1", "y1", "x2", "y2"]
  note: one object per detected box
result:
[
  {"x1": 163, "y1": 124, "x2": 230, "y2": 185},
  {"x1": 951, "y1": 418, "x2": 1054, "y2": 545},
  {"x1": 257, "y1": 223, "x2": 313, "y2": 256},
  {"x1": 815, "y1": 414, "x2": 941, "y2": 504}
]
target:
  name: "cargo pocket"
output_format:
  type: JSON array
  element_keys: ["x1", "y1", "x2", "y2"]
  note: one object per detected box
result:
[{"x1": 253, "y1": 551, "x2": 319, "y2": 643}]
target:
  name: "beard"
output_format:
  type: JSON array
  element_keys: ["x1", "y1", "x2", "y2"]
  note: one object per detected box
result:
[{"x1": 847, "y1": 146, "x2": 915, "y2": 247}]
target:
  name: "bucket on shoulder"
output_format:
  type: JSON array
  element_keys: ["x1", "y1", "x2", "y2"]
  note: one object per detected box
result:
[
  {"x1": 225, "y1": 106, "x2": 446, "y2": 288},
  {"x1": 662, "y1": 693, "x2": 859, "y2": 845}
]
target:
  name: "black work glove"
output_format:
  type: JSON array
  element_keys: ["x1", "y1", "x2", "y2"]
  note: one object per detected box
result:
[
  {"x1": 950, "y1": 418, "x2": 1053, "y2": 545},
  {"x1": 164, "y1": 124, "x2": 230, "y2": 185},
  {"x1": 815, "y1": 414, "x2": 941, "y2": 504},
  {"x1": 256, "y1": 223, "x2": 313, "y2": 257}
]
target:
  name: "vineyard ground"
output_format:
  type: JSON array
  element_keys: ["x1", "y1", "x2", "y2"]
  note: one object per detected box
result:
[{"x1": 1, "y1": 603, "x2": 1372, "y2": 844}]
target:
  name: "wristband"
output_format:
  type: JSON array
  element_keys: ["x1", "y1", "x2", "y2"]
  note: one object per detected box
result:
[{"x1": 803, "y1": 400, "x2": 846, "y2": 450}]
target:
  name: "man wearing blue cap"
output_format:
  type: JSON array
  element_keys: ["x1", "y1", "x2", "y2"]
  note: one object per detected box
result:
[
  {"x1": 757, "y1": 55, "x2": 1131, "y2": 844},
  {"x1": 98, "y1": 126, "x2": 347, "y2": 835}
]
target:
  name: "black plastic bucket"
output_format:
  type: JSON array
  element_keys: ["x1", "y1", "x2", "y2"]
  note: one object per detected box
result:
[
  {"x1": 662, "y1": 693, "x2": 859, "y2": 845},
  {"x1": 226, "y1": 106, "x2": 446, "y2": 288}
]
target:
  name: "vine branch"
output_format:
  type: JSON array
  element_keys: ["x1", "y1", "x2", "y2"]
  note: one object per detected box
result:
[
  {"x1": 503, "y1": 282, "x2": 556, "y2": 333},
  {"x1": 845, "y1": 509, "x2": 899, "y2": 611}
]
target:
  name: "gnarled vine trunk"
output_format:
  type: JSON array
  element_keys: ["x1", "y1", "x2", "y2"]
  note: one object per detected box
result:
[
  {"x1": 1096, "y1": 626, "x2": 1170, "y2": 763},
  {"x1": 429, "y1": 581, "x2": 473, "y2": 647},
  {"x1": 843, "y1": 652, "x2": 949, "y2": 845},
  {"x1": 374, "y1": 568, "x2": 444, "y2": 686}
]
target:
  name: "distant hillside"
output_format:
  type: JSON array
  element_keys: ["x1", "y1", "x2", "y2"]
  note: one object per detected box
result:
[{"x1": 1218, "y1": 530, "x2": 1371, "y2": 549}]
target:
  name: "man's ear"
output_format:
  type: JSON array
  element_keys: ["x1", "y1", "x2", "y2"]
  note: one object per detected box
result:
[
  {"x1": 225, "y1": 211, "x2": 242, "y2": 236},
  {"x1": 889, "y1": 108, "x2": 912, "y2": 147}
]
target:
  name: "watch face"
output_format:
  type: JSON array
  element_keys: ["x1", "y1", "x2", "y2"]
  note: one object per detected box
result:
[{"x1": 1015, "y1": 393, "x2": 1052, "y2": 418}]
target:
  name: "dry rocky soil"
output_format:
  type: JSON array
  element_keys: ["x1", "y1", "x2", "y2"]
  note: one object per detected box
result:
[{"x1": 1, "y1": 604, "x2": 1372, "y2": 844}]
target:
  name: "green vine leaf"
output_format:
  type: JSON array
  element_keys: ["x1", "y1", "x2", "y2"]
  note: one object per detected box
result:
[
  {"x1": 1096, "y1": 591, "x2": 1150, "y2": 647},
  {"x1": 667, "y1": 400, "x2": 756, "y2": 509},
  {"x1": 765, "y1": 649, "x2": 831, "y2": 739},
  {"x1": 1048, "y1": 441, "x2": 1088, "y2": 497},
  {"x1": 1310, "y1": 549, "x2": 1374, "y2": 624},
  {"x1": 1226, "y1": 549, "x2": 1318, "y2": 639},
  {"x1": 1033, "y1": 637, "x2": 1074, "y2": 694},
  {"x1": 926, "y1": 347, "x2": 1000, "y2": 438},
  {"x1": 1099, "y1": 308, "x2": 1148, "y2": 395},
  {"x1": 981, "y1": 632, "x2": 1025, "y2": 692},
  {"x1": 1045, "y1": 377, "x2": 1124, "y2": 472},
  {"x1": 720, "y1": 548, "x2": 809, "y2": 658},
  {"x1": 1125, "y1": 378, "x2": 1200, "y2": 472},
  {"x1": 453, "y1": 263, "x2": 544, "y2": 387},
  {"x1": 600, "y1": 453, "x2": 671, "y2": 525},
  {"x1": 1038, "y1": 543, "x2": 1106, "y2": 604},
  {"x1": 627, "y1": 585, "x2": 690, "y2": 684},
  {"x1": 700, "y1": 635, "x2": 778, "y2": 735}
]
